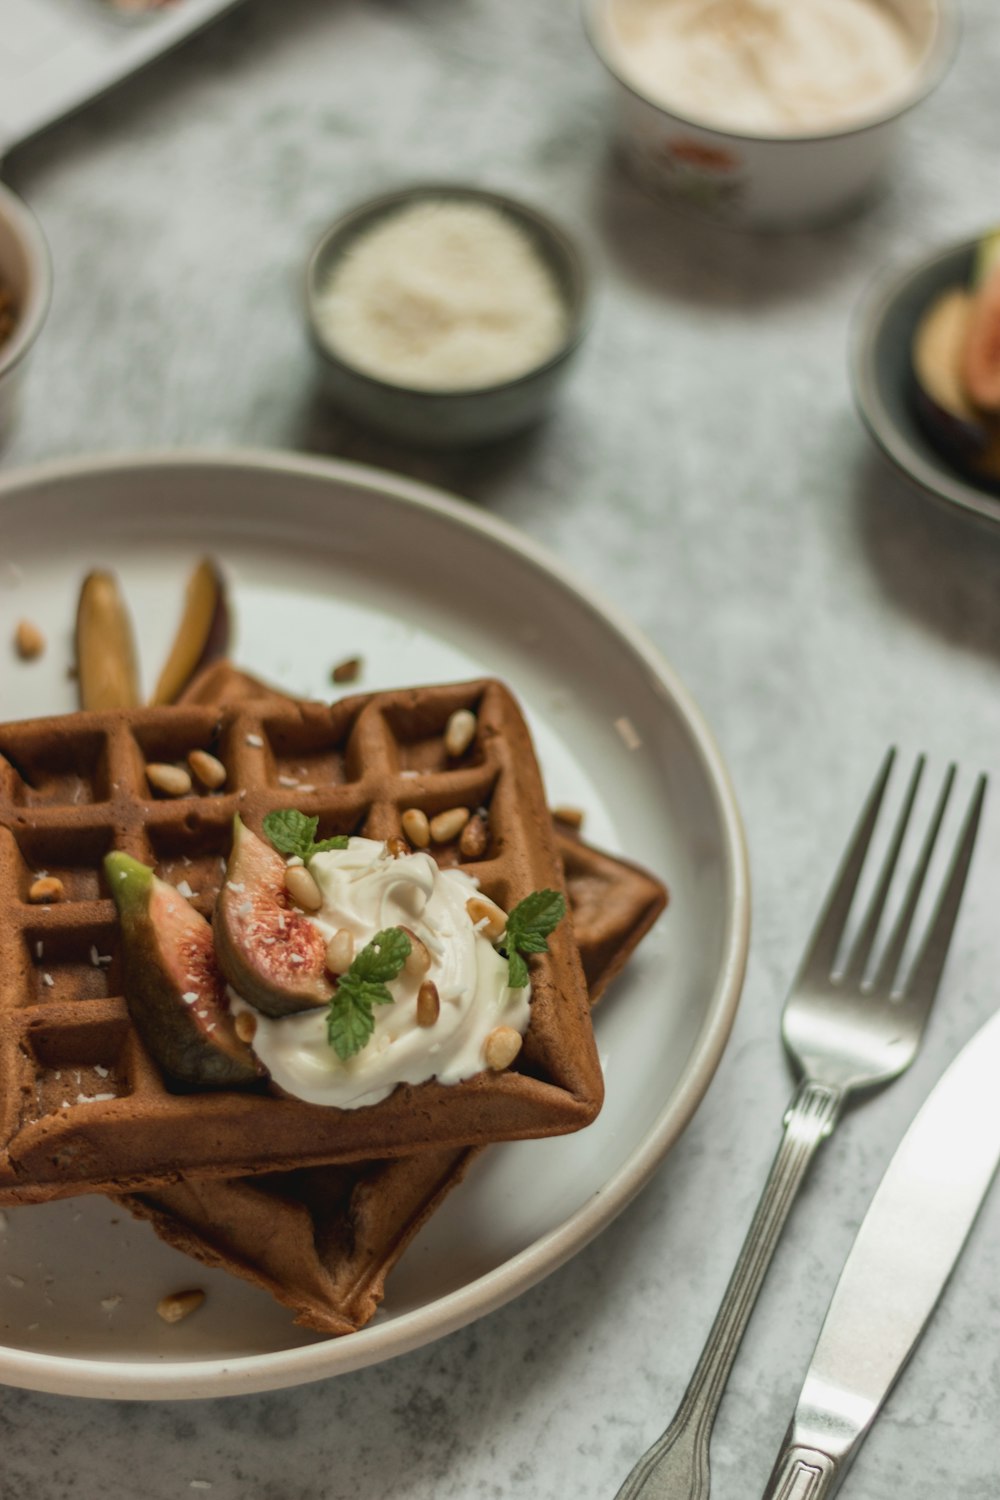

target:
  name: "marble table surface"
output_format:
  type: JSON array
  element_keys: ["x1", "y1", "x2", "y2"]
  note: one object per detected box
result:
[{"x1": 3, "y1": 0, "x2": 1000, "y2": 1495}]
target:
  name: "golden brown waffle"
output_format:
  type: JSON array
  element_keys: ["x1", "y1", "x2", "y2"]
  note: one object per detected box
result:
[
  {"x1": 0, "y1": 677, "x2": 603, "y2": 1203},
  {"x1": 117, "y1": 665, "x2": 667, "y2": 1336},
  {"x1": 125, "y1": 854, "x2": 664, "y2": 1331}
]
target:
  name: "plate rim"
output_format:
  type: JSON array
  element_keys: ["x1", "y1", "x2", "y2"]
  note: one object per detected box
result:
[{"x1": 0, "y1": 446, "x2": 750, "y2": 1399}]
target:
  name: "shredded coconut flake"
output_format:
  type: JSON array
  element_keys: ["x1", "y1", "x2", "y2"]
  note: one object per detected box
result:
[
  {"x1": 245, "y1": 733, "x2": 264, "y2": 748},
  {"x1": 41, "y1": 973, "x2": 54, "y2": 988},
  {"x1": 175, "y1": 880, "x2": 195, "y2": 899},
  {"x1": 182, "y1": 992, "x2": 199, "y2": 1004},
  {"x1": 614, "y1": 715, "x2": 643, "y2": 751}
]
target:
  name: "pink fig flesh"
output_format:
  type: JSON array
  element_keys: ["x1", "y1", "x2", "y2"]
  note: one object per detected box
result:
[
  {"x1": 961, "y1": 263, "x2": 1000, "y2": 413},
  {"x1": 213, "y1": 816, "x2": 333, "y2": 1018},
  {"x1": 106, "y1": 852, "x2": 260, "y2": 1089}
]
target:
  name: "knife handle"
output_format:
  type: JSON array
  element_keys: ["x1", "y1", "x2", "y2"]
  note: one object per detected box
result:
[{"x1": 761, "y1": 1445, "x2": 840, "y2": 1500}]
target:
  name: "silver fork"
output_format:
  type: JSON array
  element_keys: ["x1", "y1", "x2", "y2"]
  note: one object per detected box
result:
[{"x1": 614, "y1": 750, "x2": 986, "y2": 1500}]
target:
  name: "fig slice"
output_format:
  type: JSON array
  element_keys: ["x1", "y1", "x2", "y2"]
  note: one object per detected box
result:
[
  {"x1": 961, "y1": 259, "x2": 1000, "y2": 413},
  {"x1": 76, "y1": 570, "x2": 141, "y2": 711},
  {"x1": 912, "y1": 288, "x2": 990, "y2": 461},
  {"x1": 105, "y1": 851, "x2": 260, "y2": 1089},
  {"x1": 150, "y1": 558, "x2": 230, "y2": 706},
  {"x1": 213, "y1": 816, "x2": 333, "y2": 1018}
]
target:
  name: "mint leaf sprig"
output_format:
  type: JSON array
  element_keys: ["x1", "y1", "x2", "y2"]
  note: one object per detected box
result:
[
  {"x1": 263, "y1": 809, "x2": 349, "y2": 862},
  {"x1": 327, "y1": 927, "x2": 412, "y2": 1062},
  {"x1": 498, "y1": 889, "x2": 567, "y2": 989}
]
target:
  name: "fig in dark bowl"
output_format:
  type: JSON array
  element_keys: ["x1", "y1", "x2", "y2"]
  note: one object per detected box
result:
[
  {"x1": 851, "y1": 230, "x2": 1000, "y2": 527},
  {"x1": 909, "y1": 229, "x2": 1000, "y2": 490}
]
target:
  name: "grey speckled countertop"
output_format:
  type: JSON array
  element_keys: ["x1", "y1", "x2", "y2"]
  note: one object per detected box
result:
[{"x1": 3, "y1": 1, "x2": 1000, "y2": 1496}]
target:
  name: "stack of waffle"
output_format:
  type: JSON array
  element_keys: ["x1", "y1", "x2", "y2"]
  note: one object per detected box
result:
[{"x1": 0, "y1": 663, "x2": 666, "y2": 1334}]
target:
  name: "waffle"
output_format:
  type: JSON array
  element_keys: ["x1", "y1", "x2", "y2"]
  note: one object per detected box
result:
[
  {"x1": 117, "y1": 667, "x2": 666, "y2": 1335},
  {"x1": 0, "y1": 676, "x2": 603, "y2": 1203}
]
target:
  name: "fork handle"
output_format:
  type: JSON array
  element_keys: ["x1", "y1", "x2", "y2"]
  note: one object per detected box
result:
[
  {"x1": 678, "y1": 1080, "x2": 844, "y2": 1421},
  {"x1": 614, "y1": 1080, "x2": 843, "y2": 1500}
]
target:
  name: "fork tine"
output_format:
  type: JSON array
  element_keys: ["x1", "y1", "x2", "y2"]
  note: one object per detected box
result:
[
  {"x1": 840, "y1": 755, "x2": 925, "y2": 984},
  {"x1": 895, "y1": 773, "x2": 987, "y2": 1006},
  {"x1": 795, "y1": 748, "x2": 896, "y2": 985},
  {"x1": 871, "y1": 763, "x2": 956, "y2": 994}
]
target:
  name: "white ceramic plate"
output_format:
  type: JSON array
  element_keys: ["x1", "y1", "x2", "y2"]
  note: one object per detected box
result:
[
  {"x1": 0, "y1": 450, "x2": 749, "y2": 1399},
  {"x1": 0, "y1": 0, "x2": 245, "y2": 162}
]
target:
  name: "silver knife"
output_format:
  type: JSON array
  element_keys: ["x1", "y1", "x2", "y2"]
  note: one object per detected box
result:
[{"x1": 761, "y1": 1004, "x2": 1000, "y2": 1500}]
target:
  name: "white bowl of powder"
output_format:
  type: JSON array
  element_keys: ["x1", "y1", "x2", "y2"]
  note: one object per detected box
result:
[
  {"x1": 305, "y1": 185, "x2": 589, "y2": 447},
  {"x1": 584, "y1": 0, "x2": 957, "y2": 230}
]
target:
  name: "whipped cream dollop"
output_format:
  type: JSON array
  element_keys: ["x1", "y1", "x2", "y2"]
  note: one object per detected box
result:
[
  {"x1": 603, "y1": 0, "x2": 922, "y2": 136},
  {"x1": 236, "y1": 838, "x2": 529, "y2": 1110}
]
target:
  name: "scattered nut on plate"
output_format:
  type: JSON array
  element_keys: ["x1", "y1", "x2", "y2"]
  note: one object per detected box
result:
[
  {"x1": 331, "y1": 656, "x2": 362, "y2": 684},
  {"x1": 156, "y1": 1289, "x2": 206, "y2": 1324},
  {"x1": 13, "y1": 620, "x2": 45, "y2": 660}
]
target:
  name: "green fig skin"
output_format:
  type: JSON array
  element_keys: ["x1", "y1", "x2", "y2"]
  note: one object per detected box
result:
[
  {"x1": 212, "y1": 817, "x2": 333, "y2": 1019},
  {"x1": 962, "y1": 257, "x2": 1000, "y2": 413},
  {"x1": 105, "y1": 851, "x2": 261, "y2": 1089}
]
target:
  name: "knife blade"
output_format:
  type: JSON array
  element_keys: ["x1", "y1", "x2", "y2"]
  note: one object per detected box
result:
[{"x1": 760, "y1": 1003, "x2": 1000, "y2": 1500}]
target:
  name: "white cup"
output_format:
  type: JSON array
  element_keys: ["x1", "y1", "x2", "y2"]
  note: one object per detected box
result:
[
  {"x1": 0, "y1": 183, "x2": 52, "y2": 444},
  {"x1": 584, "y1": 0, "x2": 957, "y2": 231}
]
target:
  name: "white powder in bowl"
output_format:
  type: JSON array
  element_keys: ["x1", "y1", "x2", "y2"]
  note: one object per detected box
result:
[{"x1": 313, "y1": 200, "x2": 570, "y2": 391}]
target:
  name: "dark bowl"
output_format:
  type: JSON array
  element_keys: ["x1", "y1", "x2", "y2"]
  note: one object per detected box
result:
[
  {"x1": 850, "y1": 234, "x2": 1000, "y2": 526},
  {"x1": 305, "y1": 184, "x2": 590, "y2": 449}
]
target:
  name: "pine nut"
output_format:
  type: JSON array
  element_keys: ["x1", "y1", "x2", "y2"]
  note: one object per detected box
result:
[
  {"x1": 485, "y1": 1026, "x2": 522, "y2": 1071},
  {"x1": 552, "y1": 805, "x2": 585, "y2": 830},
  {"x1": 234, "y1": 1011, "x2": 257, "y2": 1043},
  {"x1": 14, "y1": 620, "x2": 45, "y2": 660},
  {"x1": 459, "y1": 814, "x2": 488, "y2": 860},
  {"x1": 325, "y1": 928, "x2": 354, "y2": 974},
  {"x1": 285, "y1": 864, "x2": 322, "y2": 912},
  {"x1": 387, "y1": 835, "x2": 410, "y2": 858},
  {"x1": 416, "y1": 980, "x2": 440, "y2": 1027},
  {"x1": 146, "y1": 764, "x2": 192, "y2": 798},
  {"x1": 331, "y1": 656, "x2": 362, "y2": 684},
  {"x1": 401, "y1": 808, "x2": 431, "y2": 848},
  {"x1": 400, "y1": 927, "x2": 431, "y2": 977},
  {"x1": 444, "y1": 708, "x2": 477, "y2": 758},
  {"x1": 465, "y1": 896, "x2": 506, "y2": 942},
  {"x1": 188, "y1": 749, "x2": 227, "y2": 790},
  {"x1": 430, "y1": 807, "x2": 470, "y2": 844},
  {"x1": 156, "y1": 1289, "x2": 205, "y2": 1324},
  {"x1": 28, "y1": 876, "x2": 64, "y2": 904}
]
